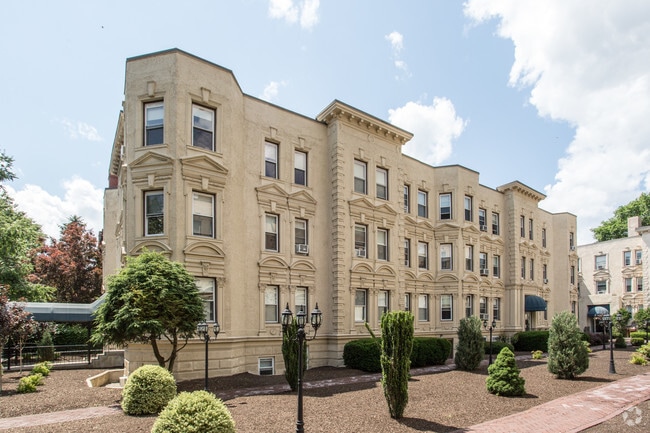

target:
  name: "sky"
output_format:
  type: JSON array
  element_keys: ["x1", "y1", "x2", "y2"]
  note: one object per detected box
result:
[{"x1": 1, "y1": 1, "x2": 649, "y2": 245}]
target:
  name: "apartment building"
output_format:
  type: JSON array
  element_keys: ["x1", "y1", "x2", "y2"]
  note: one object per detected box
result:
[
  {"x1": 577, "y1": 216, "x2": 649, "y2": 332},
  {"x1": 104, "y1": 49, "x2": 578, "y2": 380}
]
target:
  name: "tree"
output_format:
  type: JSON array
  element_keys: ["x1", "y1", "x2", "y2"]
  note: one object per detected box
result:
[
  {"x1": 380, "y1": 310, "x2": 414, "y2": 419},
  {"x1": 635, "y1": 308, "x2": 650, "y2": 326},
  {"x1": 486, "y1": 347, "x2": 526, "y2": 396},
  {"x1": 591, "y1": 193, "x2": 650, "y2": 241},
  {"x1": 91, "y1": 251, "x2": 205, "y2": 372},
  {"x1": 281, "y1": 317, "x2": 306, "y2": 391},
  {"x1": 31, "y1": 216, "x2": 102, "y2": 303},
  {"x1": 547, "y1": 311, "x2": 589, "y2": 379},
  {"x1": 612, "y1": 308, "x2": 631, "y2": 337},
  {"x1": 454, "y1": 316, "x2": 485, "y2": 371},
  {"x1": 0, "y1": 150, "x2": 17, "y2": 186},
  {"x1": 0, "y1": 288, "x2": 36, "y2": 392}
]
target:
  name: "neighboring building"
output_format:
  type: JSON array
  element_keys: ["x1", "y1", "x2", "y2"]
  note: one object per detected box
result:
[
  {"x1": 104, "y1": 49, "x2": 578, "y2": 380},
  {"x1": 577, "y1": 216, "x2": 649, "y2": 333}
]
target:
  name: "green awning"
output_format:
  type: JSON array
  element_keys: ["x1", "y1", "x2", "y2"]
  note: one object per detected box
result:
[{"x1": 524, "y1": 295, "x2": 547, "y2": 312}]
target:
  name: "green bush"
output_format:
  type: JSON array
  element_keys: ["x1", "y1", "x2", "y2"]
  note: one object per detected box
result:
[
  {"x1": 614, "y1": 335, "x2": 627, "y2": 348},
  {"x1": 380, "y1": 311, "x2": 414, "y2": 419},
  {"x1": 531, "y1": 350, "x2": 544, "y2": 360},
  {"x1": 631, "y1": 331, "x2": 650, "y2": 341},
  {"x1": 485, "y1": 341, "x2": 514, "y2": 356},
  {"x1": 151, "y1": 391, "x2": 235, "y2": 433},
  {"x1": 637, "y1": 342, "x2": 650, "y2": 359},
  {"x1": 53, "y1": 323, "x2": 91, "y2": 346},
  {"x1": 343, "y1": 338, "x2": 382, "y2": 372},
  {"x1": 121, "y1": 365, "x2": 177, "y2": 415},
  {"x1": 631, "y1": 338, "x2": 645, "y2": 346},
  {"x1": 411, "y1": 338, "x2": 451, "y2": 367},
  {"x1": 281, "y1": 317, "x2": 306, "y2": 391},
  {"x1": 486, "y1": 347, "x2": 526, "y2": 396},
  {"x1": 629, "y1": 353, "x2": 648, "y2": 365},
  {"x1": 454, "y1": 316, "x2": 484, "y2": 371},
  {"x1": 17, "y1": 374, "x2": 44, "y2": 393},
  {"x1": 547, "y1": 312, "x2": 589, "y2": 379},
  {"x1": 31, "y1": 362, "x2": 52, "y2": 377},
  {"x1": 38, "y1": 330, "x2": 56, "y2": 362},
  {"x1": 512, "y1": 331, "x2": 549, "y2": 352}
]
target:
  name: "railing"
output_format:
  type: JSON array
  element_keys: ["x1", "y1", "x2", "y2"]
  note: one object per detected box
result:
[{"x1": 1, "y1": 344, "x2": 104, "y2": 371}]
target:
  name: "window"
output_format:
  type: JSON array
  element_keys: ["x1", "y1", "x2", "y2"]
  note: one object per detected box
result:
[
  {"x1": 595, "y1": 255, "x2": 607, "y2": 270},
  {"x1": 418, "y1": 241, "x2": 428, "y2": 270},
  {"x1": 192, "y1": 192, "x2": 214, "y2": 237},
  {"x1": 570, "y1": 266, "x2": 575, "y2": 284},
  {"x1": 294, "y1": 151, "x2": 307, "y2": 186},
  {"x1": 530, "y1": 258, "x2": 535, "y2": 280},
  {"x1": 636, "y1": 250, "x2": 643, "y2": 265},
  {"x1": 493, "y1": 255, "x2": 501, "y2": 278},
  {"x1": 378, "y1": 290, "x2": 389, "y2": 319},
  {"x1": 521, "y1": 256, "x2": 526, "y2": 279},
  {"x1": 440, "y1": 244, "x2": 452, "y2": 270},
  {"x1": 196, "y1": 278, "x2": 216, "y2": 321},
  {"x1": 376, "y1": 167, "x2": 388, "y2": 200},
  {"x1": 418, "y1": 294, "x2": 429, "y2": 321},
  {"x1": 624, "y1": 251, "x2": 632, "y2": 266},
  {"x1": 596, "y1": 280, "x2": 607, "y2": 294},
  {"x1": 295, "y1": 219, "x2": 308, "y2": 254},
  {"x1": 465, "y1": 245, "x2": 474, "y2": 271},
  {"x1": 464, "y1": 196, "x2": 472, "y2": 221},
  {"x1": 637, "y1": 277, "x2": 644, "y2": 292},
  {"x1": 259, "y1": 358, "x2": 274, "y2": 375},
  {"x1": 465, "y1": 295, "x2": 473, "y2": 318},
  {"x1": 354, "y1": 160, "x2": 367, "y2": 194},
  {"x1": 478, "y1": 209, "x2": 487, "y2": 231},
  {"x1": 404, "y1": 293, "x2": 411, "y2": 312},
  {"x1": 543, "y1": 264, "x2": 548, "y2": 281},
  {"x1": 144, "y1": 101, "x2": 164, "y2": 146},
  {"x1": 265, "y1": 286, "x2": 279, "y2": 323},
  {"x1": 625, "y1": 277, "x2": 633, "y2": 292},
  {"x1": 404, "y1": 238, "x2": 411, "y2": 267},
  {"x1": 441, "y1": 295, "x2": 453, "y2": 321},
  {"x1": 354, "y1": 224, "x2": 367, "y2": 258},
  {"x1": 569, "y1": 232, "x2": 575, "y2": 249},
  {"x1": 418, "y1": 190, "x2": 428, "y2": 217},
  {"x1": 265, "y1": 214, "x2": 279, "y2": 251},
  {"x1": 144, "y1": 191, "x2": 164, "y2": 236},
  {"x1": 571, "y1": 301, "x2": 576, "y2": 315},
  {"x1": 355, "y1": 289, "x2": 367, "y2": 322},
  {"x1": 377, "y1": 229, "x2": 389, "y2": 261},
  {"x1": 542, "y1": 228, "x2": 547, "y2": 248},
  {"x1": 295, "y1": 287, "x2": 308, "y2": 314},
  {"x1": 192, "y1": 104, "x2": 215, "y2": 150},
  {"x1": 492, "y1": 212, "x2": 500, "y2": 235},
  {"x1": 440, "y1": 193, "x2": 451, "y2": 220},
  {"x1": 479, "y1": 297, "x2": 488, "y2": 320},
  {"x1": 265, "y1": 142, "x2": 278, "y2": 178},
  {"x1": 493, "y1": 298, "x2": 501, "y2": 321},
  {"x1": 520, "y1": 215, "x2": 525, "y2": 237},
  {"x1": 479, "y1": 252, "x2": 488, "y2": 275},
  {"x1": 403, "y1": 185, "x2": 410, "y2": 213},
  {"x1": 529, "y1": 219, "x2": 534, "y2": 240}
]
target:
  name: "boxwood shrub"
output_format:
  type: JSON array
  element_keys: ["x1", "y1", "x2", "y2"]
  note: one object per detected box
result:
[
  {"x1": 344, "y1": 337, "x2": 451, "y2": 372},
  {"x1": 121, "y1": 365, "x2": 177, "y2": 415},
  {"x1": 411, "y1": 338, "x2": 451, "y2": 367},
  {"x1": 512, "y1": 331, "x2": 549, "y2": 352},
  {"x1": 152, "y1": 391, "x2": 235, "y2": 433}
]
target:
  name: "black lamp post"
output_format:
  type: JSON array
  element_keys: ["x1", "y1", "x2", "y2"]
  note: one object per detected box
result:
[
  {"x1": 483, "y1": 316, "x2": 497, "y2": 365},
  {"x1": 282, "y1": 302, "x2": 322, "y2": 433},
  {"x1": 599, "y1": 314, "x2": 607, "y2": 350},
  {"x1": 196, "y1": 320, "x2": 220, "y2": 391},
  {"x1": 643, "y1": 319, "x2": 650, "y2": 344},
  {"x1": 601, "y1": 313, "x2": 617, "y2": 374}
]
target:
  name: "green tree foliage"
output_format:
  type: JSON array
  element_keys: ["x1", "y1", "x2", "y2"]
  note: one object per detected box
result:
[
  {"x1": 121, "y1": 364, "x2": 177, "y2": 415},
  {"x1": 591, "y1": 193, "x2": 650, "y2": 241},
  {"x1": 486, "y1": 347, "x2": 526, "y2": 396},
  {"x1": 454, "y1": 316, "x2": 485, "y2": 371},
  {"x1": 547, "y1": 311, "x2": 590, "y2": 379},
  {"x1": 152, "y1": 390, "x2": 236, "y2": 433},
  {"x1": 32, "y1": 216, "x2": 102, "y2": 303},
  {"x1": 634, "y1": 308, "x2": 650, "y2": 328},
  {"x1": 612, "y1": 308, "x2": 631, "y2": 337},
  {"x1": 0, "y1": 289, "x2": 36, "y2": 392},
  {"x1": 91, "y1": 251, "x2": 205, "y2": 371},
  {"x1": 380, "y1": 311, "x2": 414, "y2": 419},
  {"x1": 0, "y1": 150, "x2": 17, "y2": 186},
  {"x1": 281, "y1": 317, "x2": 306, "y2": 391}
]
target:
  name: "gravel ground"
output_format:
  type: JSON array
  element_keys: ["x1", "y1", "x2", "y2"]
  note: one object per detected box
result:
[{"x1": 1, "y1": 347, "x2": 648, "y2": 433}]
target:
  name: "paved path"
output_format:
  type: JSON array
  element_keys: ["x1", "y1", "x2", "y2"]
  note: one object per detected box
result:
[{"x1": 1, "y1": 359, "x2": 649, "y2": 432}]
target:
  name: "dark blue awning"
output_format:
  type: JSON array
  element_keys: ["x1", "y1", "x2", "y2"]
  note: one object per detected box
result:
[
  {"x1": 587, "y1": 305, "x2": 610, "y2": 317},
  {"x1": 20, "y1": 294, "x2": 106, "y2": 323},
  {"x1": 525, "y1": 295, "x2": 547, "y2": 312}
]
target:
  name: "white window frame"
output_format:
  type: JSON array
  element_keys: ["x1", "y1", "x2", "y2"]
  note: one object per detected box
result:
[
  {"x1": 196, "y1": 277, "x2": 216, "y2": 322},
  {"x1": 478, "y1": 208, "x2": 487, "y2": 230},
  {"x1": 295, "y1": 218, "x2": 308, "y2": 254},
  {"x1": 354, "y1": 224, "x2": 367, "y2": 258},
  {"x1": 624, "y1": 251, "x2": 632, "y2": 266},
  {"x1": 265, "y1": 141, "x2": 279, "y2": 179},
  {"x1": 295, "y1": 286, "x2": 308, "y2": 314},
  {"x1": 355, "y1": 289, "x2": 367, "y2": 322},
  {"x1": 636, "y1": 250, "x2": 643, "y2": 265},
  {"x1": 464, "y1": 196, "x2": 472, "y2": 221},
  {"x1": 376, "y1": 167, "x2": 388, "y2": 200},
  {"x1": 418, "y1": 294, "x2": 429, "y2": 321},
  {"x1": 465, "y1": 245, "x2": 473, "y2": 271},
  {"x1": 378, "y1": 290, "x2": 389, "y2": 320},
  {"x1": 625, "y1": 277, "x2": 633, "y2": 292},
  {"x1": 404, "y1": 238, "x2": 411, "y2": 267},
  {"x1": 265, "y1": 214, "x2": 279, "y2": 252},
  {"x1": 354, "y1": 160, "x2": 367, "y2": 194},
  {"x1": 441, "y1": 294, "x2": 453, "y2": 321},
  {"x1": 479, "y1": 296, "x2": 488, "y2": 319},
  {"x1": 493, "y1": 255, "x2": 501, "y2": 278},
  {"x1": 493, "y1": 298, "x2": 501, "y2": 321},
  {"x1": 192, "y1": 104, "x2": 215, "y2": 150},
  {"x1": 404, "y1": 293, "x2": 411, "y2": 312},
  {"x1": 440, "y1": 243, "x2": 452, "y2": 270},
  {"x1": 144, "y1": 190, "x2": 164, "y2": 236},
  {"x1": 377, "y1": 228, "x2": 388, "y2": 261},
  {"x1": 144, "y1": 101, "x2": 164, "y2": 146},
  {"x1": 192, "y1": 192, "x2": 214, "y2": 237},
  {"x1": 595, "y1": 254, "x2": 607, "y2": 270},
  {"x1": 418, "y1": 241, "x2": 428, "y2": 270},
  {"x1": 596, "y1": 280, "x2": 607, "y2": 294},
  {"x1": 403, "y1": 185, "x2": 410, "y2": 213},
  {"x1": 439, "y1": 193, "x2": 451, "y2": 220},
  {"x1": 265, "y1": 285, "x2": 279, "y2": 323},
  {"x1": 259, "y1": 357, "x2": 275, "y2": 375},
  {"x1": 418, "y1": 190, "x2": 428, "y2": 218},
  {"x1": 492, "y1": 212, "x2": 500, "y2": 235},
  {"x1": 294, "y1": 150, "x2": 307, "y2": 186},
  {"x1": 465, "y1": 295, "x2": 473, "y2": 318}
]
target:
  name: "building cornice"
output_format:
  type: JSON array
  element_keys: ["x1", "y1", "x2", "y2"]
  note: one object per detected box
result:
[{"x1": 497, "y1": 181, "x2": 546, "y2": 202}]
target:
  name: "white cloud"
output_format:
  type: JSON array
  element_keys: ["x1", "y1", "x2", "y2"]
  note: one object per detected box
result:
[
  {"x1": 464, "y1": 0, "x2": 650, "y2": 244},
  {"x1": 389, "y1": 98, "x2": 467, "y2": 166},
  {"x1": 268, "y1": 0, "x2": 320, "y2": 30},
  {"x1": 385, "y1": 31, "x2": 404, "y2": 53},
  {"x1": 60, "y1": 118, "x2": 102, "y2": 141},
  {"x1": 260, "y1": 80, "x2": 288, "y2": 102},
  {"x1": 385, "y1": 31, "x2": 410, "y2": 80},
  {"x1": 7, "y1": 177, "x2": 103, "y2": 239}
]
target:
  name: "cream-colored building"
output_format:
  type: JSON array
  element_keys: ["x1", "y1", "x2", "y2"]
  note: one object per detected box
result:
[
  {"x1": 104, "y1": 49, "x2": 578, "y2": 380},
  {"x1": 577, "y1": 217, "x2": 649, "y2": 332}
]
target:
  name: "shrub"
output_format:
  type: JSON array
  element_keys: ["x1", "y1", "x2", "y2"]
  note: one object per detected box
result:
[
  {"x1": 486, "y1": 347, "x2": 526, "y2": 396},
  {"x1": 531, "y1": 350, "x2": 543, "y2": 360},
  {"x1": 629, "y1": 353, "x2": 648, "y2": 366},
  {"x1": 152, "y1": 390, "x2": 235, "y2": 433},
  {"x1": 281, "y1": 317, "x2": 305, "y2": 391},
  {"x1": 38, "y1": 330, "x2": 56, "y2": 362},
  {"x1": 17, "y1": 374, "x2": 44, "y2": 393},
  {"x1": 121, "y1": 365, "x2": 177, "y2": 415},
  {"x1": 343, "y1": 338, "x2": 382, "y2": 372},
  {"x1": 380, "y1": 311, "x2": 414, "y2": 419},
  {"x1": 547, "y1": 312, "x2": 589, "y2": 379},
  {"x1": 31, "y1": 362, "x2": 52, "y2": 377},
  {"x1": 614, "y1": 335, "x2": 627, "y2": 348},
  {"x1": 53, "y1": 323, "x2": 91, "y2": 346},
  {"x1": 637, "y1": 343, "x2": 650, "y2": 359},
  {"x1": 512, "y1": 331, "x2": 549, "y2": 352},
  {"x1": 631, "y1": 338, "x2": 645, "y2": 346},
  {"x1": 454, "y1": 316, "x2": 484, "y2": 371},
  {"x1": 583, "y1": 341, "x2": 592, "y2": 353},
  {"x1": 411, "y1": 338, "x2": 451, "y2": 367},
  {"x1": 485, "y1": 341, "x2": 514, "y2": 356}
]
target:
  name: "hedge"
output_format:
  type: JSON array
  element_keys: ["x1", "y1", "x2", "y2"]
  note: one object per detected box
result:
[
  {"x1": 512, "y1": 331, "x2": 549, "y2": 352},
  {"x1": 344, "y1": 337, "x2": 452, "y2": 372}
]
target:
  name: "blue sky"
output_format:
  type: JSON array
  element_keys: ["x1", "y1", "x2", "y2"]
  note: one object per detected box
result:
[{"x1": 2, "y1": 1, "x2": 649, "y2": 245}]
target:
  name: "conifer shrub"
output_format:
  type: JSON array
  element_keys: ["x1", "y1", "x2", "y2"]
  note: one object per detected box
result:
[
  {"x1": 614, "y1": 335, "x2": 627, "y2": 348},
  {"x1": 37, "y1": 330, "x2": 56, "y2": 362},
  {"x1": 281, "y1": 317, "x2": 306, "y2": 391},
  {"x1": 17, "y1": 373, "x2": 44, "y2": 393},
  {"x1": 380, "y1": 311, "x2": 414, "y2": 419},
  {"x1": 151, "y1": 391, "x2": 235, "y2": 433},
  {"x1": 410, "y1": 338, "x2": 451, "y2": 367},
  {"x1": 454, "y1": 316, "x2": 484, "y2": 371},
  {"x1": 486, "y1": 347, "x2": 526, "y2": 396},
  {"x1": 121, "y1": 365, "x2": 177, "y2": 415},
  {"x1": 547, "y1": 312, "x2": 589, "y2": 379}
]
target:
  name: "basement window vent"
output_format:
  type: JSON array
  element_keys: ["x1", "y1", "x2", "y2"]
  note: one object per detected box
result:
[{"x1": 259, "y1": 357, "x2": 275, "y2": 376}]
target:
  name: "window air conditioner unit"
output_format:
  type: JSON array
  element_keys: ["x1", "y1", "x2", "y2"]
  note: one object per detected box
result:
[
  {"x1": 480, "y1": 268, "x2": 489, "y2": 276},
  {"x1": 570, "y1": 246, "x2": 576, "y2": 251},
  {"x1": 597, "y1": 265, "x2": 604, "y2": 270},
  {"x1": 543, "y1": 278, "x2": 548, "y2": 284},
  {"x1": 480, "y1": 225, "x2": 487, "y2": 232},
  {"x1": 295, "y1": 244, "x2": 309, "y2": 254},
  {"x1": 355, "y1": 249, "x2": 366, "y2": 258}
]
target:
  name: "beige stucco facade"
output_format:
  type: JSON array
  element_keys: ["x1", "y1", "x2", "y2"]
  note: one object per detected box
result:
[{"x1": 104, "y1": 49, "x2": 578, "y2": 380}]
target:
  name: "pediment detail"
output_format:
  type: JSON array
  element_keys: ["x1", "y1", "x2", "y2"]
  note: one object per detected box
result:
[
  {"x1": 259, "y1": 256, "x2": 289, "y2": 270},
  {"x1": 256, "y1": 183, "x2": 289, "y2": 199},
  {"x1": 351, "y1": 263, "x2": 374, "y2": 274},
  {"x1": 130, "y1": 240, "x2": 172, "y2": 256},
  {"x1": 289, "y1": 190, "x2": 317, "y2": 205},
  {"x1": 181, "y1": 155, "x2": 229, "y2": 177},
  {"x1": 290, "y1": 260, "x2": 316, "y2": 272},
  {"x1": 184, "y1": 241, "x2": 225, "y2": 259},
  {"x1": 131, "y1": 152, "x2": 174, "y2": 169},
  {"x1": 436, "y1": 273, "x2": 459, "y2": 283}
]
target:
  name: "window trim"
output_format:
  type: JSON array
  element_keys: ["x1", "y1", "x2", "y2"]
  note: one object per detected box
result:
[
  {"x1": 354, "y1": 160, "x2": 367, "y2": 194},
  {"x1": 264, "y1": 285, "x2": 279, "y2": 323},
  {"x1": 440, "y1": 193, "x2": 451, "y2": 220},
  {"x1": 355, "y1": 224, "x2": 367, "y2": 258},
  {"x1": 196, "y1": 277, "x2": 216, "y2": 322},
  {"x1": 404, "y1": 238, "x2": 411, "y2": 267},
  {"x1": 144, "y1": 101, "x2": 164, "y2": 146},
  {"x1": 376, "y1": 167, "x2": 388, "y2": 200},
  {"x1": 192, "y1": 104, "x2": 215, "y2": 151},
  {"x1": 440, "y1": 243, "x2": 452, "y2": 270},
  {"x1": 418, "y1": 294, "x2": 429, "y2": 322},
  {"x1": 377, "y1": 228, "x2": 389, "y2": 261},
  {"x1": 441, "y1": 294, "x2": 453, "y2": 321},
  {"x1": 265, "y1": 214, "x2": 279, "y2": 252},
  {"x1": 403, "y1": 185, "x2": 410, "y2": 213},
  {"x1": 295, "y1": 218, "x2": 308, "y2": 254},
  {"x1": 265, "y1": 141, "x2": 279, "y2": 179},
  {"x1": 378, "y1": 290, "x2": 389, "y2": 320},
  {"x1": 417, "y1": 190, "x2": 428, "y2": 218},
  {"x1": 192, "y1": 191, "x2": 215, "y2": 237},
  {"x1": 491, "y1": 212, "x2": 500, "y2": 235},
  {"x1": 294, "y1": 150, "x2": 307, "y2": 186},
  {"x1": 418, "y1": 241, "x2": 429, "y2": 270},
  {"x1": 144, "y1": 190, "x2": 164, "y2": 236},
  {"x1": 355, "y1": 289, "x2": 367, "y2": 322},
  {"x1": 464, "y1": 196, "x2": 472, "y2": 222}
]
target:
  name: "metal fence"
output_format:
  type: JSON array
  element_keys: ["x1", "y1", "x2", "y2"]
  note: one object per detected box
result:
[{"x1": 1, "y1": 344, "x2": 104, "y2": 371}]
